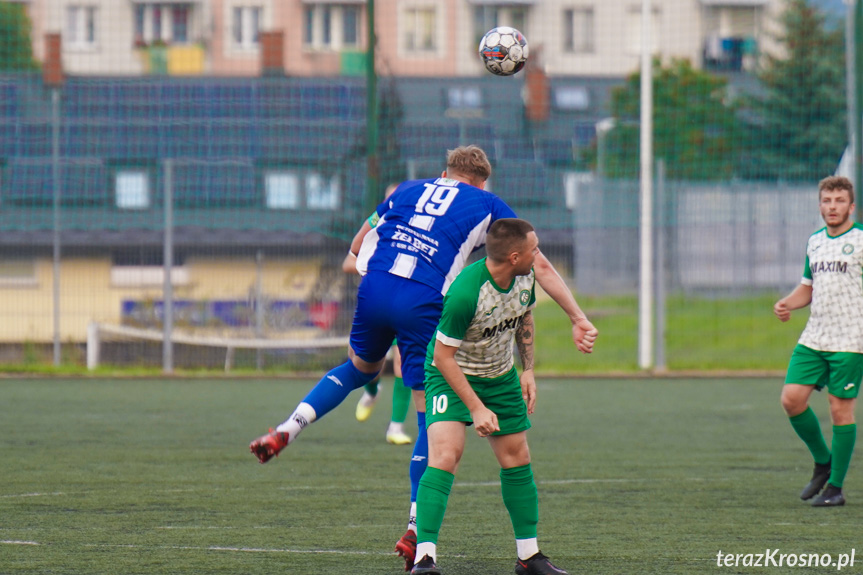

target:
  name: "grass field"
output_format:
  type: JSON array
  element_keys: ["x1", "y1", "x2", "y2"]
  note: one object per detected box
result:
[
  {"x1": 533, "y1": 293, "x2": 807, "y2": 373},
  {"x1": 1, "y1": 377, "x2": 858, "y2": 575},
  {"x1": 0, "y1": 293, "x2": 806, "y2": 376}
]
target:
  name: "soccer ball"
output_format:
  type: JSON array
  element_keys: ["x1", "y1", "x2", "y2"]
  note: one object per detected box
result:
[{"x1": 478, "y1": 26, "x2": 529, "y2": 76}]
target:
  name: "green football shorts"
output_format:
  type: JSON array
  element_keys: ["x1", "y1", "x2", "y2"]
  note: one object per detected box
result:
[
  {"x1": 785, "y1": 344, "x2": 863, "y2": 399},
  {"x1": 423, "y1": 365, "x2": 531, "y2": 435}
]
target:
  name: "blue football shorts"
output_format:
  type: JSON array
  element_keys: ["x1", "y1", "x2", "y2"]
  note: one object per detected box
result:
[{"x1": 350, "y1": 271, "x2": 443, "y2": 390}]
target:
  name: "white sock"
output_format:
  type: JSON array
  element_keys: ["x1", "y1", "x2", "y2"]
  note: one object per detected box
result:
[
  {"x1": 387, "y1": 422, "x2": 405, "y2": 434},
  {"x1": 415, "y1": 542, "x2": 436, "y2": 563},
  {"x1": 408, "y1": 501, "x2": 417, "y2": 533},
  {"x1": 516, "y1": 538, "x2": 539, "y2": 561},
  {"x1": 359, "y1": 388, "x2": 379, "y2": 407},
  {"x1": 275, "y1": 402, "x2": 317, "y2": 444}
]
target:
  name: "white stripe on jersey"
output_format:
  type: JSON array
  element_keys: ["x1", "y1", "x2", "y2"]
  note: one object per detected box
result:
[
  {"x1": 441, "y1": 214, "x2": 493, "y2": 295},
  {"x1": 409, "y1": 214, "x2": 435, "y2": 231},
  {"x1": 356, "y1": 214, "x2": 386, "y2": 276},
  {"x1": 436, "y1": 331, "x2": 462, "y2": 348},
  {"x1": 389, "y1": 253, "x2": 418, "y2": 278}
]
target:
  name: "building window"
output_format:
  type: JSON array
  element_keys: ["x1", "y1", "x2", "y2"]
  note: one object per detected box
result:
[
  {"x1": 153, "y1": 5, "x2": 163, "y2": 41},
  {"x1": 446, "y1": 86, "x2": 483, "y2": 116},
  {"x1": 342, "y1": 5, "x2": 359, "y2": 46},
  {"x1": 116, "y1": 170, "x2": 150, "y2": 210},
  {"x1": 173, "y1": 6, "x2": 189, "y2": 43},
  {"x1": 306, "y1": 174, "x2": 340, "y2": 210},
  {"x1": 304, "y1": 8, "x2": 314, "y2": 45},
  {"x1": 110, "y1": 250, "x2": 189, "y2": 288},
  {"x1": 404, "y1": 6, "x2": 437, "y2": 53},
  {"x1": 264, "y1": 170, "x2": 340, "y2": 210},
  {"x1": 323, "y1": 6, "x2": 331, "y2": 45},
  {"x1": 627, "y1": 7, "x2": 660, "y2": 55},
  {"x1": 564, "y1": 7, "x2": 595, "y2": 54},
  {"x1": 233, "y1": 6, "x2": 262, "y2": 49},
  {"x1": 134, "y1": 3, "x2": 193, "y2": 45},
  {"x1": 134, "y1": 5, "x2": 145, "y2": 44},
  {"x1": 0, "y1": 258, "x2": 37, "y2": 287},
  {"x1": 553, "y1": 86, "x2": 591, "y2": 111},
  {"x1": 303, "y1": 4, "x2": 361, "y2": 50},
  {"x1": 473, "y1": 6, "x2": 527, "y2": 46},
  {"x1": 265, "y1": 172, "x2": 299, "y2": 209},
  {"x1": 66, "y1": 5, "x2": 97, "y2": 48}
]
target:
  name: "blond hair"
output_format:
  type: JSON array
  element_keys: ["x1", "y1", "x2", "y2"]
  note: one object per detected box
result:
[{"x1": 446, "y1": 145, "x2": 492, "y2": 185}]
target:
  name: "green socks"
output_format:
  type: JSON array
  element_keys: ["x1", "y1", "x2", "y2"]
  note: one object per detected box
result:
[
  {"x1": 416, "y1": 467, "x2": 454, "y2": 545},
  {"x1": 417, "y1": 464, "x2": 540, "y2": 546},
  {"x1": 500, "y1": 464, "x2": 539, "y2": 540},
  {"x1": 363, "y1": 379, "x2": 380, "y2": 396},
  {"x1": 362, "y1": 376, "x2": 408, "y2": 425},
  {"x1": 829, "y1": 424, "x2": 856, "y2": 488},
  {"x1": 391, "y1": 376, "x2": 410, "y2": 424},
  {"x1": 789, "y1": 407, "x2": 831, "y2": 465},
  {"x1": 789, "y1": 409, "x2": 856, "y2": 488}
]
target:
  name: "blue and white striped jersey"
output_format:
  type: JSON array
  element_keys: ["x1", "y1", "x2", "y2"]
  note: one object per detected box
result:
[{"x1": 356, "y1": 177, "x2": 517, "y2": 295}]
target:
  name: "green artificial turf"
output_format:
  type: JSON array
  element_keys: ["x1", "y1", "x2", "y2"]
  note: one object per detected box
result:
[{"x1": 1, "y1": 377, "x2": 858, "y2": 574}]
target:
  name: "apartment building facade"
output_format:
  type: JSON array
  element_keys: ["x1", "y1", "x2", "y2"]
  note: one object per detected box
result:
[{"x1": 12, "y1": 0, "x2": 778, "y2": 78}]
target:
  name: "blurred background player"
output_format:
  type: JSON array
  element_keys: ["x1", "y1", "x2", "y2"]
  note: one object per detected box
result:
[
  {"x1": 249, "y1": 146, "x2": 597, "y2": 570},
  {"x1": 353, "y1": 343, "x2": 413, "y2": 445},
  {"x1": 343, "y1": 182, "x2": 413, "y2": 446},
  {"x1": 412, "y1": 218, "x2": 568, "y2": 575},
  {"x1": 774, "y1": 176, "x2": 863, "y2": 507}
]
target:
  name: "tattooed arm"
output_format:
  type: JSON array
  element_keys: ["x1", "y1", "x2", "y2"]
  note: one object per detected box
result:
[
  {"x1": 516, "y1": 310, "x2": 535, "y2": 371},
  {"x1": 516, "y1": 311, "x2": 536, "y2": 414}
]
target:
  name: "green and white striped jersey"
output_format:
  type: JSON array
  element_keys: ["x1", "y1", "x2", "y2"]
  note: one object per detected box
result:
[
  {"x1": 798, "y1": 223, "x2": 863, "y2": 353},
  {"x1": 426, "y1": 258, "x2": 536, "y2": 378}
]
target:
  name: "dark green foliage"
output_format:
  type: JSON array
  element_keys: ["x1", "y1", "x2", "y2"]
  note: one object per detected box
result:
[
  {"x1": 742, "y1": 0, "x2": 846, "y2": 180},
  {"x1": 0, "y1": 3, "x2": 38, "y2": 71},
  {"x1": 603, "y1": 58, "x2": 742, "y2": 181}
]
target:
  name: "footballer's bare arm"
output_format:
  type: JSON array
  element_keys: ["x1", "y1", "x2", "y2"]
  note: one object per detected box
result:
[
  {"x1": 516, "y1": 311, "x2": 537, "y2": 414},
  {"x1": 515, "y1": 311, "x2": 535, "y2": 372}
]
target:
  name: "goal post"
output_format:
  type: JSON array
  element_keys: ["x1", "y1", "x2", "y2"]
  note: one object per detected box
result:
[{"x1": 87, "y1": 322, "x2": 349, "y2": 372}]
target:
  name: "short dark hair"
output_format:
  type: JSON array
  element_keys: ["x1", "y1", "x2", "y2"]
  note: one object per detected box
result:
[
  {"x1": 446, "y1": 145, "x2": 492, "y2": 184},
  {"x1": 819, "y1": 175, "x2": 855, "y2": 204},
  {"x1": 486, "y1": 218, "x2": 535, "y2": 263}
]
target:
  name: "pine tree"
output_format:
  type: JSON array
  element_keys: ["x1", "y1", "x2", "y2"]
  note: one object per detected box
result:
[
  {"x1": 0, "y1": 3, "x2": 38, "y2": 71},
  {"x1": 742, "y1": 0, "x2": 845, "y2": 180},
  {"x1": 602, "y1": 58, "x2": 741, "y2": 181}
]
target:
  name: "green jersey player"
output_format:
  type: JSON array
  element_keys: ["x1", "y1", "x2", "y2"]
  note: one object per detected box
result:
[
  {"x1": 774, "y1": 176, "x2": 863, "y2": 507},
  {"x1": 411, "y1": 218, "x2": 569, "y2": 575}
]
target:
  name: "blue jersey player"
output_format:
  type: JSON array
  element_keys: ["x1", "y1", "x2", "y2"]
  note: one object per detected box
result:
[{"x1": 250, "y1": 146, "x2": 598, "y2": 570}]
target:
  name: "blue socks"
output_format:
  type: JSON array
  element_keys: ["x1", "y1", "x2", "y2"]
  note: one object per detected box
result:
[
  {"x1": 302, "y1": 360, "x2": 380, "y2": 419},
  {"x1": 410, "y1": 411, "x2": 429, "y2": 502}
]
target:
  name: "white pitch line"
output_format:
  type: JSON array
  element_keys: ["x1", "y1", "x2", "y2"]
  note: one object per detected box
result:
[
  {"x1": 82, "y1": 543, "x2": 409, "y2": 556},
  {"x1": 0, "y1": 492, "x2": 65, "y2": 498},
  {"x1": 156, "y1": 523, "x2": 393, "y2": 531},
  {"x1": 207, "y1": 546, "x2": 378, "y2": 555},
  {"x1": 457, "y1": 477, "x2": 658, "y2": 487},
  {"x1": 542, "y1": 478, "x2": 653, "y2": 485},
  {"x1": 156, "y1": 526, "x2": 237, "y2": 530},
  {"x1": 4, "y1": 539, "x2": 466, "y2": 558}
]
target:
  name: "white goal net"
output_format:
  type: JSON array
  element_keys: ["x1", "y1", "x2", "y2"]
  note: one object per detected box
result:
[{"x1": 87, "y1": 322, "x2": 349, "y2": 372}]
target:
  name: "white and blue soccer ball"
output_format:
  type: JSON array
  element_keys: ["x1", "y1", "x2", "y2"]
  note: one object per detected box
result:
[{"x1": 478, "y1": 26, "x2": 529, "y2": 77}]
